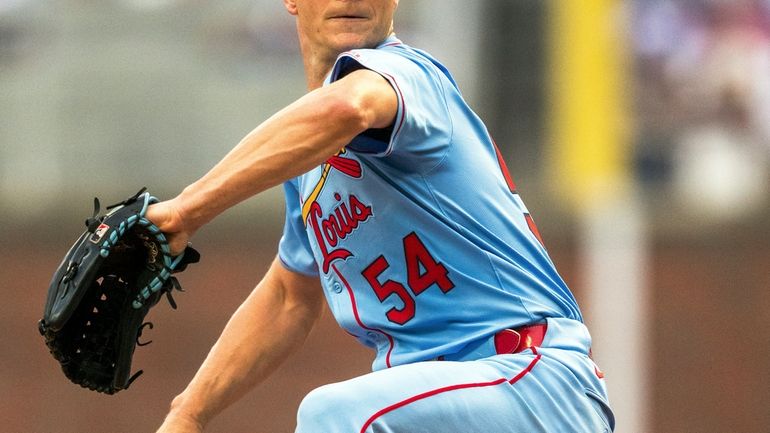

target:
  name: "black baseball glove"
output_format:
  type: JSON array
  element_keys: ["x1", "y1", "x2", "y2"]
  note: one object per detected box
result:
[{"x1": 38, "y1": 188, "x2": 199, "y2": 394}]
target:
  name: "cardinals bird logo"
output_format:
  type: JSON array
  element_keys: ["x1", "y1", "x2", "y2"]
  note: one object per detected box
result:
[{"x1": 301, "y1": 149, "x2": 362, "y2": 224}]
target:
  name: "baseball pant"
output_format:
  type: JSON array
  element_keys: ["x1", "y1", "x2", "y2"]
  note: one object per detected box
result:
[{"x1": 294, "y1": 318, "x2": 614, "y2": 433}]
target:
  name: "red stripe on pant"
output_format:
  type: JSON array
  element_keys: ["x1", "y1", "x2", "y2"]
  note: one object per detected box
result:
[{"x1": 358, "y1": 348, "x2": 542, "y2": 433}]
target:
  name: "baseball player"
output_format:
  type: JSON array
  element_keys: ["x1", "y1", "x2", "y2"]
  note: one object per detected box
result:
[{"x1": 150, "y1": 0, "x2": 615, "y2": 432}]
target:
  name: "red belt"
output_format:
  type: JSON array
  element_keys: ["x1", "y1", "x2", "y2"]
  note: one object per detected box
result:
[
  {"x1": 436, "y1": 323, "x2": 548, "y2": 361},
  {"x1": 494, "y1": 323, "x2": 548, "y2": 354}
]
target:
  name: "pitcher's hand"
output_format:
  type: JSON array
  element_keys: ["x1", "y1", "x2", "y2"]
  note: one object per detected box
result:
[{"x1": 146, "y1": 199, "x2": 194, "y2": 256}]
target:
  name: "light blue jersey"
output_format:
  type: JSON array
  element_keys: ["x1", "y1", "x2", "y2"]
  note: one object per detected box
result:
[
  {"x1": 280, "y1": 35, "x2": 614, "y2": 433},
  {"x1": 280, "y1": 35, "x2": 580, "y2": 370}
]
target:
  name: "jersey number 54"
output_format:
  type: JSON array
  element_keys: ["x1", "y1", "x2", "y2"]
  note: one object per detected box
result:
[{"x1": 361, "y1": 232, "x2": 455, "y2": 325}]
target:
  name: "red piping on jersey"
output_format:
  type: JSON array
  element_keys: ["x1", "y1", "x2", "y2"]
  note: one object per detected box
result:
[
  {"x1": 377, "y1": 70, "x2": 406, "y2": 151},
  {"x1": 491, "y1": 139, "x2": 517, "y2": 193},
  {"x1": 358, "y1": 348, "x2": 542, "y2": 433},
  {"x1": 525, "y1": 214, "x2": 546, "y2": 247},
  {"x1": 332, "y1": 263, "x2": 396, "y2": 368},
  {"x1": 336, "y1": 52, "x2": 405, "y2": 155}
]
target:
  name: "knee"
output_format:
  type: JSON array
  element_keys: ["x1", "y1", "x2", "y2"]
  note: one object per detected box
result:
[
  {"x1": 296, "y1": 383, "x2": 359, "y2": 433},
  {"x1": 296, "y1": 385, "x2": 335, "y2": 426}
]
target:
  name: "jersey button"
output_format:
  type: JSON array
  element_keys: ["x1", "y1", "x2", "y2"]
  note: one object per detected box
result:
[{"x1": 332, "y1": 282, "x2": 344, "y2": 294}]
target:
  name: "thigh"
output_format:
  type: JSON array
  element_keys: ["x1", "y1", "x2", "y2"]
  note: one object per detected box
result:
[{"x1": 295, "y1": 349, "x2": 610, "y2": 433}]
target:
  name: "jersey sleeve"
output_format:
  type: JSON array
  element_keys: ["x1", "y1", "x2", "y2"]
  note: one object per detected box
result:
[
  {"x1": 277, "y1": 179, "x2": 319, "y2": 277},
  {"x1": 329, "y1": 47, "x2": 452, "y2": 168}
]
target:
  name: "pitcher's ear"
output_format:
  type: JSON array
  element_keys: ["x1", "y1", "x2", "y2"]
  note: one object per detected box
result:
[{"x1": 283, "y1": 0, "x2": 298, "y2": 16}]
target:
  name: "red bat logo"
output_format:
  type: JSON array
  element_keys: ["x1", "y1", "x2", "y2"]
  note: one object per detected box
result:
[{"x1": 326, "y1": 153, "x2": 362, "y2": 178}]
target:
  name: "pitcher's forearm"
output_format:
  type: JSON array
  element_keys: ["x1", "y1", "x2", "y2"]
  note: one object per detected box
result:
[
  {"x1": 173, "y1": 308, "x2": 316, "y2": 425},
  {"x1": 174, "y1": 84, "x2": 371, "y2": 232},
  {"x1": 165, "y1": 261, "x2": 324, "y2": 428}
]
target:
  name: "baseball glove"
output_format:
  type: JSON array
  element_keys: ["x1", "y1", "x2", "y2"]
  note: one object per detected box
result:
[{"x1": 38, "y1": 188, "x2": 200, "y2": 394}]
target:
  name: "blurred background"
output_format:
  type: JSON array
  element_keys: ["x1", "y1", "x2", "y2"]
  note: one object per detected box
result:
[{"x1": 1, "y1": 0, "x2": 768, "y2": 432}]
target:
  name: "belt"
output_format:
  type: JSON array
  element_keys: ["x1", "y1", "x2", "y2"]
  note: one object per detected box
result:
[
  {"x1": 438, "y1": 323, "x2": 548, "y2": 362},
  {"x1": 494, "y1": 323, "x2": 548, "y2": 354}
]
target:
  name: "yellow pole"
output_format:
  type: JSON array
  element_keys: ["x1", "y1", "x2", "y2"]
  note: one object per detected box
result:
[
  {"x1": 546, "y1": 0, "x2": 632, "y2": 210},
  {"x1": 547, "y1": 2, "x2": 649, "y2": 433}
]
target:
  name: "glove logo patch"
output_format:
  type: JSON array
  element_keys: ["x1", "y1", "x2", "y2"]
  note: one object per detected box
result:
[
  {"x1": 90, "y1": 224, "x2": 110, "y2": 244},
  {"x1": 141, "y1": 236, "x2": 160, "y2": 269}
]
